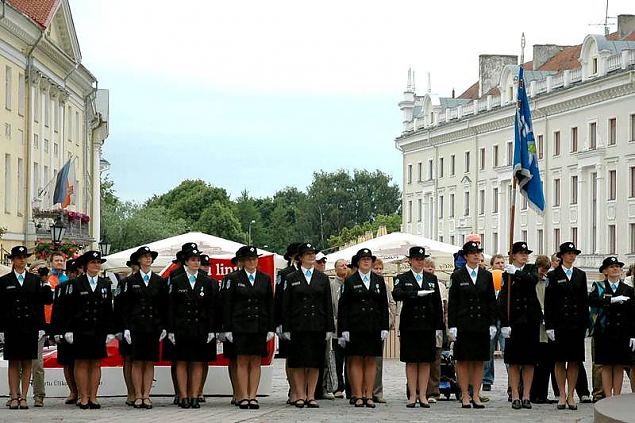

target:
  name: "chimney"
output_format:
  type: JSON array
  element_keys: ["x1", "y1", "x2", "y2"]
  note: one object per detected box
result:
[
  {"x1": 478, "y1": 55, "x2": 517, "y2": 97},
  {"x1": 532, "y1": 44, "x2": 570, "y2": 70},
  {"x1": 617, "y1": 14, "x2": 635, "y2": 38},
  {"x1": 451, "y1": 88, "x2": 455, "y2": 98}
]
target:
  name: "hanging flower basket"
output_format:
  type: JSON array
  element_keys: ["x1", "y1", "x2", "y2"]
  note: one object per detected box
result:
[
  {"x1": 34, "y1": 241, "x2": 82, "y2": 260},
  {"x1": 63, "y1": 210, "x2": 91, "y2": 224}
]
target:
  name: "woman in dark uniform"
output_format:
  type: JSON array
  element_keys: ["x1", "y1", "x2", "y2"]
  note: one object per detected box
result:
[
  {"x1": 115, "y1": 255, "x2": 137, "y2": 406},
  {"x1": 589, "y1": 256, "x2": 635, "y2": 397},
  {"x1": 392, "y1": 247, "x2": 443, "y2": 408},
  {"x1": 447, "y1": 241, "x2": 497, "y2": 409},
  {"x1": 121, "y1": 246, "x2": 168, "y2": 409},
  {"x1": 167, "y1": 247, "x2": 219, "y2": 409},
  {"x1": 63, "y1": 251, "x2": 114, "y2": 409},
  {"x1": 498, "y1": 242, "x2": 542, "y2": 410},
  {"x1": 50, "y1": 258, "x2": 79, "y2": 405},
  {"x1": 338, "y1": 248, "x2": 388, "y2": 408},
  {"x1": 223, "y1": 246, "x2": 274, "y2": 409},
  {"x1": 282, "y1": 243, "x2": 334, "y2": 408},
  {"x1": 0, "y1": 246, "x2": 53, "y2": 410},
  {"x1": 544, "y1": 242, "x2": 589, "y2": 410}
]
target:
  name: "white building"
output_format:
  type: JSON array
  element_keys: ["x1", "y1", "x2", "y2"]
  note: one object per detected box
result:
[{"x1": 395, "y1": 15, "x2": 635, "y2": 271}]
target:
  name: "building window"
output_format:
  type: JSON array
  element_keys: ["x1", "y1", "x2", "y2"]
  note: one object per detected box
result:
[
  {"x1": 553, "y1": 178, "x2": 560, "y2": 207},
  {"x1": 417, "y1": 162, "x2": 422, "y2": 182},
  {"x1": 630, "y1": 114, "x2": 635, "y2": 142},
  {"x1": 450, "y1": 235, "x2": 455, "y2": 246},
  {"x1": 439, "y1": 195, "x2": 444, "y2": 218},
  {"x1": 592, "y1": 57, "x2": 598, "y2": 74},
  {"x1": 537, "y1": 229, "x2": 544, "y2": 255},
  {"x1": 464, "y1": 191, "x2": 470, "y2": 216},
  {"x1": 492, "y1": 187, "x2": 498, "y2": 213},
  {"x1": 33, "y1": 162, "x2": 39, "y2": 194},
  {"x1": 493, "y1": 145, "x2": 499, "y2": 167},
  {"x1": 449, "y1": 193, "x2": 455, "y2": 217},
  {"x1": 608, "y1": 225, "x2": 616, "y2": 254},
  {"x1": 67, "y1": 106, "x2": 72, "y2": 141},
  {"x1": 407, "y1": 164, "x2": 412, "y2": 184},
  {"x1": 553, "y1": 131, "x2": 560, "y2": 156},
  {"x1": 479, "y1": 148, "x2": 485, "y2": 170},
  {"x1": 537, "y1": 135, "x2": 543, "y2": 159},
  {"x1": 4, "y1": 154, "x2": 11, "y2": 213},
  {"x1": 4, "y1": 66, "x2": 11, "y2": 110},
  {"x1": 554, "y1": 228, "x2": 561, "y2": 251},
  {"x1": 571, "y1": 227, "x2": 578, "y2": 246},
  {"x1": 17, "y1": 158, "x2": 24, "y2": 215},
  {"x1": 417, "y1": 199, "x2": 422, "y2": 222},
  {"x1": 464, "y1": 151, "x2": 470, "y2": 173},
  {"x1": 479, "y1": 233, "x2": 485, "y2": 250},
  {"x1": 44, "y1": 91, "x2": 50, "y2": 127},
  {"x1": 439, "y1": 158, "x2": 444, "y2": 178},
  {"x1": 44, "y1": 139, "x2": 49, "y2": 153},
  {"x1": 506, "y1": 141, "x2": 513, "y2": 166},
  {"x1": 33, "y1": 134, "x2": 39, "y2": 149},
  {"x1": 450, "y1": 155, "x2": 455, "y2": 176},
  {"x1": 631, "y1": 167, "x2": 635, "y2": 198},
  {"x1": 571, "y1": 175, "x2": 578, "y2": 204},
  {"x1": 492, "y1": 232, "x2": 498, "y2": 253},
  {"x1": 439, "y1": 235, "x2": 444, "y2": 243},
  {"x1": 460, "y1": 234, "x2": 465, "y2": 245},
  {"x1": 631, "y1": 223, "x2": 635, "y2": 253},
  {"x1": 608, "y1": 118, "x2": 616, "y2": 146},
  {"x1": 479, "y1": 189, "x2": 485, "y2": 215},
  {"x1": 18, "y1": 73, "x2": 24, "y2": 116},
  {"x1": 428, "y1": 159, "x2": 433, "y2": 180},
  {"x1": 589, "y1": 122, "x2": 597, "y2": 150},
  {"x1": 407, "y1": 200, "x2": 412, "y2": 223},
  {"x1": 75, "y1": 111, "x2": 80, "y2": 144},
  {"x1": 54, "y1": 143, "x2": 59, "y2": 157},
  {"x1": 521, "y1": 194, "x2": 527, "y2": 210},
  {"x1": 521, "y1": 230, "x2": 527, "y2": 242},
  {"x1": 608, "y1": 170, "x2": 616, "y2": 200},
  {"x1": 571, "y1": 127, "x2": 578, "y2": 152}
]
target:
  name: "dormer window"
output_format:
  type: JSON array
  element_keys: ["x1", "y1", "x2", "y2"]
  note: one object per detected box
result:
[
  {"x1": 508, "y1": 86, "x2": 514, "y2": 103},
  {"x1": 592, "y1": 57, "x2": 598, "y2": 74}
]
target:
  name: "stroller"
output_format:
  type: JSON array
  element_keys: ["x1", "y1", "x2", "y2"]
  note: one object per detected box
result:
[{"x1": 439, "y1": 349, "x2": 460, "y2": 400}]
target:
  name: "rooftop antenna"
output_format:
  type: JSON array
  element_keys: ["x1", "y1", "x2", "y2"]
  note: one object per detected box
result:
[
  {"x1": 589, "y1": 0, "x2": 615, "y2": 36},
  {"x1": 426, "y1": 72, "x2": 431, "y2": 94}
]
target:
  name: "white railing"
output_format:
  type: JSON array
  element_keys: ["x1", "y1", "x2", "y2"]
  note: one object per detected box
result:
[
  {"x1": 607, "y1": 53, "x2": 621, "y2": 71},
  {"x1": 569, "y1": 67, "x2": 582, "y2": 82},
  {"x1": 551, "y1": 73, "x2": 564, "y2": 89}
]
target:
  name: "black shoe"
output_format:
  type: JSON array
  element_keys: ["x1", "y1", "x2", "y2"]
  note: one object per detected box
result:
[
  {"x1": 249, "y1": 399, "x2": 260, "y2": 409},
  {"x1": 556, "y1": 403, "x2": 566, "y2": 410},
  {"x1": 461, "y1": 403, "x2": 472, "y2": 408},
  {"x1": 173, "y1": 396, "x2": 179, "y2": 405},
  {"x1": 419, "y1": 401, "x2": 430, "y2": 408},
  {"x1": 508, "y1": 394, "x2": 512, "y2": 402},
  {"x1": 532, "y1": 398, "x2": 545, "y2": 404},
  {"x1": 179, "y1": 398, "x2": 190, "y2": 409},
  {"x1": 580, "y1": 395, "x2": 592, "y2": 404},
  {"x1": 197, "y1": 396, "x2": 206, "y2": 403},
  {"x1": 78, "y1": 402, "x2": 89, "y2": 410},
  {"x1": 293, "y1": 399, "x2": 305, "y2": 408},
  {"x1": 190, "y1": 398, "x2": 200, "y2": 409},
  {"x1": 522, "y1": 399, "x2": 532, "y2": 409},
  {"x1": 406, "y1": 402, "x2": 416, "y2": 408},
  {"x1": 88, "y1": 401, "x2": 101, "y2": 410},
  {"x1": 512, "y1": 399, "x2": 521, "y2": 410},
  {"x1": 306, "y1": 399, "x2": 319, "y2": 408},
  {"x1": 471, "y1": 400, "x2": 485, "y2": 409},
  {"x1": 482, "y1": 384, "x2": 491, "y2": 391}
]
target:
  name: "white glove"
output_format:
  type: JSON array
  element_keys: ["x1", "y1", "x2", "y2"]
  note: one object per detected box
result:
[
  {"x1": 448, "y1": 327, "x2": 457, "y2": 342},
  {"x1": 282, "y1": 332, "x2": 291, "y2": 341},
  {"x1": 217, "y1": 332, "x2": 226, "y2": 342},
  {"x1": 546, "y1": 329, "x2": 555, "y2": 342},
  {"x1": 159, "y1": 329, "x2": 167, "y2": 342},
  {"x1": 489, "y1": 325, "x2": 497, "y2": 340},
  {"x1": 338, "y1": 337, "x2": 347, "y2": 348},
  {"x1": 115, "y1": 332, "x2": 123, "y2": 341},
  {"x1": 417, "y1": 289, "x2": 435, "y2": 297},
  {"x1": 124, "y1": 329, "x2": 132, "y2": 344},
  {"x1": 225, "y1": 332, "x2": 233, "y2": 343},
  {"x1": 0, "y1": 332, "x2": 4, "y2": 343},
  {"x1": 504, "y1": 264, "x2": 517, "y2": 275},
  {"x1": 207, "y1": 332, "x2": 215, "y2": 343},
  {"x1": 435, "y1": 330, "x2": 443, "y2": 348},
  {"x1": 38, "y1": 330, "x2": 46, "y2": 340},
  {"x1": 275, "y1": 325, "x2": 283, "y2": 336},
  {"x1": 168, "y1": 333, "x2": 176, "y2": 345},
  {"x1": 325, "y1": 332, "x2": 334, "y2": 341},
  {"x1": 380, "y1": 330, "x2": 389, "y2": 341},
  {"x1": 611, "y1": 295, "x2": 630, "y2": 304},
  {"x1": 105, "y1": 334, "x2": 115, "y2": 344},
  {"x1": 64, "y1": 332, "x2": 73, "y2": 344},
  {"x1": 54, "y1": 335, "x2": 62, "y2": 344},
  {"x1": 341, "y1": 331, "x2": 350, "y2": 342},
  {"x1": 501, "y1": 326, "x2": 511, "y2": 339},
  {"x1": 266, "y1": 332, "x2": 274, "y2": 342},
  {"x1": 630, "y1": 338, "x2": 635, "y2": 352}
]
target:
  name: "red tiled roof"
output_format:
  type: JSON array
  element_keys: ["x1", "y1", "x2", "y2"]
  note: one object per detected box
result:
[
  {"x1": 7, "y1": 0, "x2": 60, "y2": 29},
  {"x1": 457, "y1": 81, "x2": 479, "y2": 100},
  {"x1": 537, "y1": 45, "x2": 581, "y2": 72}
]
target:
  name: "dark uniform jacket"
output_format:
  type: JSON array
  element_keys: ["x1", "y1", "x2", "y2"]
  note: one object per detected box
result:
[
  {"x1": 121, "y1": 271, "x2": 168, "y2": 334},
  {"x1": 64, "y1": 274, "x2": 114, "y2": 337},
  {"x1": 282, "y1": 268, "x2": 335, "y2": 333},
  {"x1": 337, "y1": 271, "x2": 389, "y2": 335},
  {"x1": 223, "y1": 269, "x2": 274, "y2": 334},
  {"x1": 168, "y1": 270, "x2": 219, "y2": 338},
  {"x1": 498, "y1": 264, "x2": 543, "y2": 328},
  {"x1": 588, "y1": 280, "x2": 635, "y2": 339},
  {"x1": 275, "y1": 264, "x2": 298, "y2": 327},
  {"x1": 544, "y1": 266, "x2": 589, "y2": 332},
  {"x1": 392, "y1": 271, "x2": 444, "y2": 332},
  {"x1": 0, "y1": 271, "x2": 52, "y2": 333},
  {"x1": 50, "y1": 281, "x2": 72, "y2": 336},
  {"x1": 448, "y1": 267, "x2": 497, "y2": 332}
]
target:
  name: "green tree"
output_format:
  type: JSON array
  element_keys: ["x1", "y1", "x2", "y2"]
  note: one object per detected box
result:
[
  {"x1": 327, "y1": 214, "x2": 402, "y2": 248},
  {"x1": 193, "y1": 201, "x2": 245, "y2": 242}
]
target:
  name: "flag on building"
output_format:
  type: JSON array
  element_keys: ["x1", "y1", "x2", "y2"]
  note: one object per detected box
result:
[
  {"x1": 513, "y1": 66, "x2": 545, "y2": 214},
  {"x1": 53, "y1": 159, "x2": 76, "y2": 209}
]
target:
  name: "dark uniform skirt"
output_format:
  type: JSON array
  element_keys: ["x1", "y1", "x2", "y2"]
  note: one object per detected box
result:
[
  {"x1": 288, "y1": 331, "x2": 326, "y2": 368},
  {"x1": 3, "y1": 331, "x2": 38, "y2": 361},
  {"x1": 278, "y1": 339, "x2": 290, "y2": 358},
  {"x1": 73, "y1": 334, "x2": 107, "y2": 360},
  {"x1": 594, "y1": 333, "x2": 632, "y2": 365},
  {"x1": 344, "y1": 331, "x2": 383, "y2": 358},
  {"x1": 223, "y1": 339, "x2": 236, "y2": 360},
  {"x1": 234, "y1": 333, "x2": 268, "y2": 357},
  {"x1": 119, "y1": 337, "x2": 131, "y2": 358},
  {"x1": 400, "y1": 330, "x2": 436, "y2": 363},
  {"x1": 454, "y1": 330, "x2": 489, "y2": 361},
  {"x1": 161, "y1": 339, "x2": 174, "y2": 362},
  {"x1": 553, "y1": 328, "x2": 585, "y2": 362},
  {"x1": 130, "y1": 331, "x2": 161, "y2": 362},
  {"x1": 56, "y1": 342, "x2": 74, "y2": 366},
  {"x1": 173, "y1": 334, "x2": 216, "y2": 362},
  {"x1": 503, "y1": 324, "x2": 540, "y2": 365}
]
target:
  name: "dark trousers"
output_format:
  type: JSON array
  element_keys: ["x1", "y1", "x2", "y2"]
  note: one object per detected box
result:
[
  {"x1": 332, "y1": 340, "x2": 346, "y2": 393},
  {"x1": 530, "y1": 342, "x2": 555, "y2": 401}
]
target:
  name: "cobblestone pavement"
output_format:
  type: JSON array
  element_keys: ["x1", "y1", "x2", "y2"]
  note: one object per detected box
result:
[{"x1": 0, "y1": 354, "x2": 604, "y2": 423}]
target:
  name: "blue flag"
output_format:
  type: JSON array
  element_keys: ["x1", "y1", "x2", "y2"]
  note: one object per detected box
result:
[{"x1": 513, "y1": 67, "x2": 545, "y2": 214}]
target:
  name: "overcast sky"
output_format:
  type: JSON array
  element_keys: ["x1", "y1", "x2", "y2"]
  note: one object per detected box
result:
[{"x1": 69, "y1": 0, "x2": 634, "y2": 202}]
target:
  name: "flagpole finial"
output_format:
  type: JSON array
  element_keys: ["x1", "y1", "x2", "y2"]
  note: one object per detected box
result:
[{"x1": 520, "y1": 32, "x2": 526, "y2": 66}]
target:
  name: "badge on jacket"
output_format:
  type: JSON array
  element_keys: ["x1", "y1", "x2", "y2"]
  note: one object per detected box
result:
[{"x1": 394, "y1": 278, "x2": 400, "y2": 285}]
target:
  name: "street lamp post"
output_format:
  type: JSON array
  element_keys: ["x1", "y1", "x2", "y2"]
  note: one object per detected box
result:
[
  {"x1": 98, "y1": 237, "x2": 111, "y2": 257},
  {"x1": 50, "y1": 216, "x2": 66, "y2": 249},
  {"x1": 248, "y1": 220, "x2": 256, "y2": 245}
]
